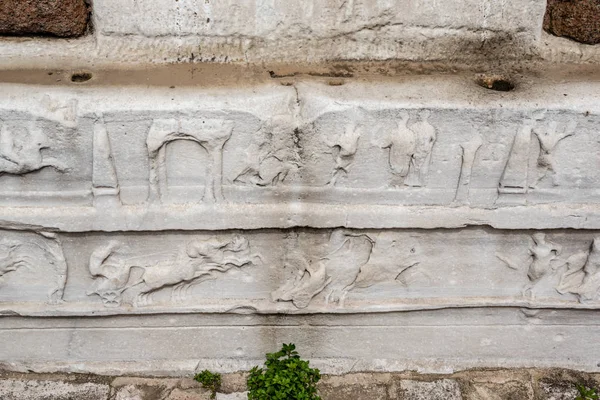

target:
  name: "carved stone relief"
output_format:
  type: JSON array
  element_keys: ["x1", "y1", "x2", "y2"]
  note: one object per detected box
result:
[
  {"x1": 234, "y1": 115, "x2": 300, "y2": 186},
  {"x1": 92, "y1": 115, "x2": 121, "y2": 207},
  {"x1": 498, "y1": 233, "x2": 600, "y2": 303},
  {"x1": 87, "y1": 234, "x2": 259, "y2": 307},
  {"x1": 0, "y1": 120, "x2": 68, "y2": 177},
  {"x1": 325, "y1": 123, "x2": 361, "y2": 186},
  {"x1": 147, "y1": 118, "x2": 233, "y2": 204},
  {"x1": 375, "y1": 110, "x2": 437, "y2": 188},
  {"x1": 0, "y1": 231, "x2": 67, "y2": 304},
  {"x1": 498, "y1": 111, "x2": 578, "y2": 203},
  {"x1": 271, "y1": 229, "x2": 422, "y2": 309}
]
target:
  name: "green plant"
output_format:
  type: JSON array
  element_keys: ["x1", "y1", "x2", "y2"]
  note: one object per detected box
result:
[
  {"x1": 576, "y1": 384, "x2": 599, "y2": 400},
  {"x1": 194, "y1": 369, "x2": 222, "y2": 399},
  {"x1": 247, "y1": 343, "x2": 321, "y2": 400}
]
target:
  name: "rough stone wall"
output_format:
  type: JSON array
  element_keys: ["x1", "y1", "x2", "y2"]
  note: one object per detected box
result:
[
  {"x1": 1, "y1": 369, "x2": 599, "y2": 399},
  {"x1": 0, "y1": 0, "x2": 599, "y2": 390}
]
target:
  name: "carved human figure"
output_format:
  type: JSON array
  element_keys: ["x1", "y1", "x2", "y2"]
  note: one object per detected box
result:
[
  {"x1": 498, "y1": 110, "x2": 577, "y2": 198},
  {"x1": 326, "y1": 123, "x2": 361, "y2": 186},
  {"x1": 405, "y1": 110, "x2": 437, "y2": 187},
  {"x1": 532, "y1": 118, "x2": 577, "y2": 186},
  {"x1": 0, "y1": 122, "x2": 68, "y2": 176},
  {"x1": 527, "y1": 233, "x2": 562, "y2": 285},
  {"x1": 377, "y1": 110, "x2": 437, "y2": 187},
  {"x1": 88, "y1": 235, "x2": 258, "y2": 307},
  {"x1": 147, "y1": 118, "x2": 233, "y2": 204},
  {"x1": 234, "y1": 115, "x2": 299, "y2": 186}
]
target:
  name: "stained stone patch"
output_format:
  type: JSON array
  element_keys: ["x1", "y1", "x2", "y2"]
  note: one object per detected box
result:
[
  {"x1": 0, "y1": 379, "x2": 110, "y2": 400},
  {"x1": 544, "y1": 0, "x2": 600, "y2": 45},
  {"x1": 398, "y1": 379, "x2": 463, "y2": 400},
  {"x1": 0, "y1": 0, "x2": 89, "y2": 37}
]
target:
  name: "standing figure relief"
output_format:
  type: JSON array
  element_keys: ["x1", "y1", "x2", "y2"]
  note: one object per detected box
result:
[
  {"x1": 376, "y1": 110, "x2": 437, "y2": 187},
  {"x1": 498, "y1": 233, "x2": 600, "y2": 303},
  {"x1": 234, "y1": 115, "x2": 300, "y2": 186},
  {"x1": 0, "y1": 121, "x2": 68, "y2": 176},
  {"x1": 87, "y1": 235, "x2": 260, "y2": 307},
  {"x1": 325, "y1": 123, "x2": 361, "y2": 186},
  {"x1": 147, "y1": 118, "x2": 234, "y2": 204},
  {"x1": 498, "y1": 110, "x2": 577, "y2": 197},
  {"x1": 497, "y1": 233, "x2": 562, "y2": 298}
]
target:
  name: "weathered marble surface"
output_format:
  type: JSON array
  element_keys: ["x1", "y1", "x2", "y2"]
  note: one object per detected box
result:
[
  {"x1": 1, "y1": 0, "x2": 600, "y2": 68},
  {"x1": 1, "y1": 70, "x2": 600, "y2": 374}
]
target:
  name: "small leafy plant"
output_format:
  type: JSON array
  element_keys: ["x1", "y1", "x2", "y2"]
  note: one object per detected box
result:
[
  {"x1": 247, "y1": 343, "x2": 321, "y2": 400},
  {"x1": 576, "y1": 384, "x2": 599, "y2": 400},
  {"x1": 194, "y1": 369, "x2": 222, "y2": 399}
]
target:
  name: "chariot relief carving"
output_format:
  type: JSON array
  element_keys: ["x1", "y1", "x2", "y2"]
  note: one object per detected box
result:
[
  {"x1": 325, "y1": 123, "x2": 360, "y2": 186},
  {"x1": 498, "y1": 111, "x2": 577, "y2": 201},
  {"x1": 0, "y1": 232, "x2": 67, "y2": 304},
  {"x1": 234, "y1": 115, "x2": 300, "y2": 186},
  {"x1": 375, "y1": 110, "x2": 437, "y2": 187},
  {"x1": 87, "y1": 235, "x2": 259, "y2": 307},
  {"x1": 0, "y1": 120, "x2": 68, "y2": 177},
  {"x1": 271, "y1": 230, "x2": 421, "y2": 309},
  {"x1": 147, "y1": 118, "x2": 233, "y2": 203}
]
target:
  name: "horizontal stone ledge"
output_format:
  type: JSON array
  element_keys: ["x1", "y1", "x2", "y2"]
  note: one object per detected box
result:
[
  {"x1": 2, "y1": 321, "x2": 600, "y2": 375},
  {"x1": 0, "y1": 203, "x2": 600, "y2": 231}
]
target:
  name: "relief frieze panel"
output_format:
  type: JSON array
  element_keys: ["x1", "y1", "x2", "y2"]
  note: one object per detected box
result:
[{"x1": 1, "y1": 228, "x2": 600, "y2": 316}]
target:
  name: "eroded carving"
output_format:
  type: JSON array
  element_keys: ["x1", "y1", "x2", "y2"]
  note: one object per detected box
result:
[
  {"x1": 0, "y1": 121, "x2": 68, "y2": 176},
  {"x1": 497, "y1": 233, "x2": 563, "y2": 298},
  {"x1": 454, "y1": 134, "x2": 483, "y2": 204},
  {"x1": 498, "y1": 111, "x2": 577, "y2": 200},
  {"x1": 0, "y1": 232, "x2": 67, "y2": 304},
  {"x1": 325, "y1": 123, "x2": 360, "y2": 186},
  {"x1": 92, "y1": 115, "x2": 121, "y2": 207},
  {"x1": 88, "y1": 235, "x2": 258, "y2": 307},
  {"x1": 271, "y1": 230, "x2": 373, "y2": 308},
  {"x1": 557, "y1": 238, "x2": 600, "y2": 302},
  {"x1": 147, "y1": 118, "x2": 233, "y2": 203},
  {"x1": 234, "y1": 116, "x2": 299, "y2": 186},
  {"x1": 376, "y1": 110, "x2": 436, "y2": 187},
  {"x1": 272, "y1": 230, "x2": 421, "y2": 308}
]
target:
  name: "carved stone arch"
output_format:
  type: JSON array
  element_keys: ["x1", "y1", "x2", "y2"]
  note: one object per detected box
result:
[{"x1": 146, "y1": 118, "x2": 234, "y2": 203}]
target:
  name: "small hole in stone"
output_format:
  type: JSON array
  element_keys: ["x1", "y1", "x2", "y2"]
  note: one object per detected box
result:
[
  {"x1": 71, "y1": 72, "x2": 93, "y2": 83},
  {"x1": 328, "y1": 80, "x2": 344, "y2": 86},
  {"x1": 476, "y1": 75, "x2": 514, "y2": 92}
]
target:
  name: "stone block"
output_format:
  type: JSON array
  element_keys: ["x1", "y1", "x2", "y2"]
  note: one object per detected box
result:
[
  {"x1": 544, "y1": 0, "x2": 600, "y2": 45},
  {"x1": 0, "y1": 0, "x2": 89, "y2": 37},
  {"x1": 0, "y1": 379, "x2": 109, "y2": 400},
  {"x1": 398, "y1": 379, "x2": 462, "y2": 400}
]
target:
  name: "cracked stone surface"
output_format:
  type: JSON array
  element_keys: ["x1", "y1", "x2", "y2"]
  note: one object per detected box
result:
[
  {"x1": 0, "y1": 0, "x2": 89, "y2": 37},
  {"x1": 544, "y1": 0, "x2": 600, "y2": 45}
]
